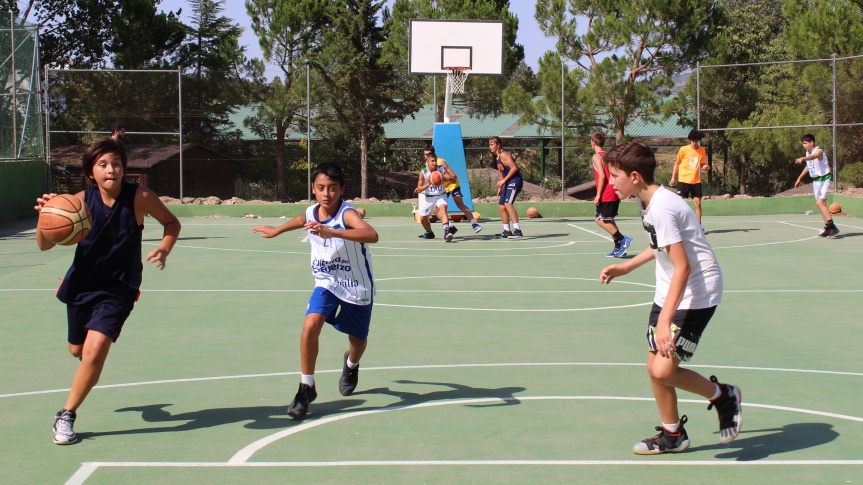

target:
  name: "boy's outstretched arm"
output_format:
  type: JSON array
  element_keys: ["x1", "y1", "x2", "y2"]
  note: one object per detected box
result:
[
  {"x1": 252, "y1": 215, "x2": 305, "y2": 238},
  {"x1": 599, "y1": 246, "x2": 654, "y2": 284},
  {"x1": 306, "y1": 209, "x2": 378, "y2": 244}
]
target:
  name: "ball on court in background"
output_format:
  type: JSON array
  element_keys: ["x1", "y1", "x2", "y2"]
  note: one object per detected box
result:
[
  {"x1": 356, "y1": 207, "x2": 366, "y2": 218},
  {"x1": 527, "y1": 206, "x2": 540, "y2": 218},
  {"x1": 429, "y1": 171, "x2": 443, "y2": 186},
  {"x1": 829, "y1": 203, "x2": 841, "y2": 214},
  {"x1": 38, "y1": 194, "x2": 92, "y2": 245}
]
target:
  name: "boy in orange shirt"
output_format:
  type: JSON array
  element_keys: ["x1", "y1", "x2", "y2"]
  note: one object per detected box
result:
[{"x1": 670, "y1": 130, "x2": 709, "y2": 233}]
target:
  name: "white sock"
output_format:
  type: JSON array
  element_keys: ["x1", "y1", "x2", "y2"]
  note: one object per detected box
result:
[
  {"x1": 503, "y1": 224, "x2": 510, "y2": 231},
  {"x1": 513, "y1": 223, "x2": 521, "y2": 230},
  {"x1": 301, "y1": 373, "x2": 315, "y2": 387},
  {"x1": 709, "y1": 382, "x2": 722, "y2": 401},
  {"x1": 663, "y1": 420, "x2": 681, "y2": 433},
  {"x1": 470, "y1": 219, "x2": 477, "y2": 224},
  {"x1": 347, "y1": 358, "x2": 359, "y2": 369}
]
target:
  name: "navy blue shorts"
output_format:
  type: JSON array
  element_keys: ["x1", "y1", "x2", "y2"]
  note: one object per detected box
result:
[
  {"x1": 647, "y1": 303, "x2": 716, "y2": 362},
  {"x1": 499, "y1": 179, "x2": 523, "y2": 205},
  {"x1": 307, "y1": 286, "x2": 372, "y2": 340},
  {"x1": 67, "y1": 296, "x2": 135, "y2": 344},
  {"x1": 447, "y1": 186, "x2": 463, "y2": 198}
]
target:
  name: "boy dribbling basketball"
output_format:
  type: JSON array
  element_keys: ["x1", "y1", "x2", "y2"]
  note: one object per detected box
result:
[
  {"x1": 252, "y1": 162, "x2": 378, "y2": 419},
  {"x1": 599, "y1": 141, "x2": 741, "y2": 454},
  {"x1": 35, "y1": 137, "x2": 181, "y2": 445}
]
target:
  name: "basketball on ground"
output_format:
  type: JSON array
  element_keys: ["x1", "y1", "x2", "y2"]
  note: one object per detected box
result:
[
  {"x1": 527, "y1": 207, "x2": 540, "y2": 218},
  {"x1": 429, "y1": 171, "x2": 443, "y2": 186},
  {"x1": 829, "y1": 203, "x2": 841, "y2": 214},
  {"x1": 38, "y1": 194, "x2": 92, "y2": 245},
  {"x1": 356, "y1": 207, "x2": 366, "y2": 218}
]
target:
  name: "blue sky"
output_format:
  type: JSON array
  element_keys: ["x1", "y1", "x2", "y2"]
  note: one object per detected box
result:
[{"x1": 157, "y1": 0, "x2": 559, "y2": 71}]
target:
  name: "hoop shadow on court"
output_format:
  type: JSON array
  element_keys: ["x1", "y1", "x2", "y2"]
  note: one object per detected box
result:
[{"x1": 691, "y1": 422, "x2": 839, "y2": 460}]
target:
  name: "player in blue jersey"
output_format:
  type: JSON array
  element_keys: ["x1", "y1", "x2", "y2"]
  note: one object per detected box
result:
[
  {"x1": 252, "y1": 162, "x2": 378, "y2": 419},
  {"x1": 35, "y1": 136, "x2": 181, "y2": 445},
  {"x1": 489, "y1": 136, "x2": 524, "y2": 238}
]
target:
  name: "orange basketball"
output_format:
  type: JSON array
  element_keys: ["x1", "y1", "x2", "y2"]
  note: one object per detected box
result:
[
  {"x1": 429, "y1": 171, "x2": 443, "y2": 186},
  {"x1": 829, "y1": 203, "x2": 841, "y2": 214},
  {"x1": 356, "y1": 207, "x2": 366, "y2": 218},
  {"x1": 38, "y1": 194, "x2": 92, "y2": 245},
  {"x1": 527, "y1": 207, "x2": 540, "y2": 218}
]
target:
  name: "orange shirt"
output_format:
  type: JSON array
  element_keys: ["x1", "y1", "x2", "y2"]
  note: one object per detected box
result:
[{"x1": 675, "y1": 145, "x2": 708, "y2": 184}]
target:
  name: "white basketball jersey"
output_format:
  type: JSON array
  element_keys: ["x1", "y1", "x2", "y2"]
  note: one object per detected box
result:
[
  {"x1": 422, "y1": 167, "x2": 447, "y2": 196},
  {"x1": 305, "y1": 201, "x2": 375, "y2": 305}
]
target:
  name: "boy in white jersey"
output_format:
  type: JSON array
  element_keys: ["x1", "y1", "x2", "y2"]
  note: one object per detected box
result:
[
  {"x1": 414, "y1": 152, "x2": 454, "y2": 242},
  {"x1": 252, "y1": 163, "x2": 378, "y2": 419},
  {"x1": 794, "y1": 133, "x2": 839, "y2": 238},
  {"x1": 599, "y1": 141, "x2": 742, "y2": 454}
]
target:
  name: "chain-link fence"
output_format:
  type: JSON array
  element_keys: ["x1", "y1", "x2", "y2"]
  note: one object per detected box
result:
[
  {"x1": 1, "y1": 10, "x2": 43, "y2": 161},
  {"x1": 697, "y1": 55, "x2": 863, "y2": 197}
]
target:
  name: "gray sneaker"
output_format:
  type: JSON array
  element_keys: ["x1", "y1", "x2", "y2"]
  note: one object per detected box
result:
[
  {"x1": 633, "y1": 415, "x2": 690, "y2": 455},
  {"x1": 471, "y1": 223, "x2": 482, "y2": 233},
  {"x1": 53, "y1": 409, "x2": 78, "y2": 445},
  {"x1": 339, "y1": 350, "x2": 359, "y2": 396},
  {"x1": 708, "y1": 375, "x2": 742, "y2": 444}
]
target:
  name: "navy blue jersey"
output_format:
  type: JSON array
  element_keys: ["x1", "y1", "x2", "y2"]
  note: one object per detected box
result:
[
  {"x1": 57, "y1": 181, "x2": 143, "y2": 304},
  {"x1": 496, "y1": 153, "x2": 522, "y2": 183}
]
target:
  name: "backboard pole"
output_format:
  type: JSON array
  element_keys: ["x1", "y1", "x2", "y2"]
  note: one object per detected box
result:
[{"x1": 443, "y1": 75, "x2": 454, "y2": 122}]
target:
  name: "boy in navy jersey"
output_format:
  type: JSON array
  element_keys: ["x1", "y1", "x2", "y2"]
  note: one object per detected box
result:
[
  {"x1": 252, "y1": 163, "x2": 378, "y2": 419},
  {"x1": 35, "y1": 137, "x2": 181, "y2": 445}
]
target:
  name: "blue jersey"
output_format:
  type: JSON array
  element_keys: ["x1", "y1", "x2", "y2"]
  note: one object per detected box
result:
[
  {"x1": 57, "y1": 181, "x2": 143, "y2": 304},
  {"x1": 496, "y1": 153, "x2": 522, "y2": 183}
]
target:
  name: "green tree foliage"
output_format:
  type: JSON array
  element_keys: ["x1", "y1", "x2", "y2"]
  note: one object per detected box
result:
[
  {"x1": 243, "y1": 0, "x2": 329, "y2": 200},
  {"x1": 382, "y1": 0, "x2": 529, "y2": 119},
  {"x1": 529, "y1": 0, "x2": 720, "y2": 141},
  {"x1": 174, "y1": 0, "x2": 247, "y2": 143},
  {"x1": 314, "y1": 0, "x2": 424, "y2": 198},
  {"x1": 24, "y1": 0, "x2": 184, "y2": 68}
]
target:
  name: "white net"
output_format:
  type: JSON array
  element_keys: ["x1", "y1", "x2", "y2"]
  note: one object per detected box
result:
[{"x1": 446, "y1": 67, "x2": 470, "y2": 94}]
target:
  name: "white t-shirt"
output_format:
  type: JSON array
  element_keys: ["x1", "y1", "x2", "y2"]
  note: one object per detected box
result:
[
  {"x1": 422, "y1": 167, "x2": 447, "y2": 196},
  {"x1": 306, "y1": 200, "x2": 375, "y2": 305},
  {"x1": 805, "y1": 146, "x2": 831, "y2": 178},
  {"x1": 639, "y1": 186, "x2": 722, "y2": 309}
]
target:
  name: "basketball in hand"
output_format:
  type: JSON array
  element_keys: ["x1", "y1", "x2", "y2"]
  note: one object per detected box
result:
[
  {"x1": 430, "y1": 171, "x2": 443, "y2": 186},
  {"x1": 38, "y1": 194, "x2": 92, "y2": 245}
]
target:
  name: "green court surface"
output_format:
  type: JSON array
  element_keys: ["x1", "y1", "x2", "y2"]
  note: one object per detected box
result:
[{"x1": 1, "y1": 213, "x2": 862, "y2": 484}]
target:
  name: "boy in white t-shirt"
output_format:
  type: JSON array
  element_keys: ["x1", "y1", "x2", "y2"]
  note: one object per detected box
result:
[
  {"x1": 414, "y1": 152, "x2": 454, "y2": 242},
  {"x1": 794, "y1": 133, "x2": 839, "y2": 238},
  {"x1": 599, "y1": 141, "x2": 742, "y2": 455}
]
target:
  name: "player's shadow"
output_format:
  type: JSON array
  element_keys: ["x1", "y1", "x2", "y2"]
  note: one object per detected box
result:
[
  {"x1": 78, "y1": 399, "x2": 366, "y2": 441},
  {"x1": 703, "y1": 228, "x2": 759, "y2": 234},
  {"x1": 690, "y1": 422, "x2": 839, "y2": 460},
  {"x1": 142, "y1": 236, "x2": 227, "y2": 242},
  {"x1": 347, "y1": 379, "x2": 526, "y2": 411}
]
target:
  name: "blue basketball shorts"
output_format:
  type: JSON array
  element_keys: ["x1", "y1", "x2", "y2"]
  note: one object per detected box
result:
[
  {"x1": 67, "y1": 295, "x2": 135, "y2": 344},
  {"x1": 306, "y1": 286, "x2": 372, "y2": 340},
  {"x1": 498, "y1": 179, "x2": 523, "y2": 205}
]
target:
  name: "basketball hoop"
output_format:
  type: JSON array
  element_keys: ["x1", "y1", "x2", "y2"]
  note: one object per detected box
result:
[{"x1": 445, "y1": 66, "x2": 470, "y2": 94}]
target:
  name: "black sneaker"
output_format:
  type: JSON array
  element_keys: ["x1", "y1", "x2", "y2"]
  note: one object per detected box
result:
[
  {"x1": 448, "y1": 225, "x2": 458, "y2": 236},
  {"x1": 418, "y1": 231, "x2": 435, "y2": 239},
  {"x1": 339, "y1": 350, "x2": 359, "y2": 396},
  {"x1": 510, "y1": 229, "x2": 523, "y2": 238},
  {"x1": 632, "y1": 415, "x2": 690, "y2": 455},
  {"x1": 496, "y1": 230, "x2": 512, "y2": 238},
  {"x1": 825, "y1": 226, "x2": 840, "y2": 238},
  {"x1": 817, "y1": 227, "x2": 829, "y2": 237},
  {"x1": 471, "y1": 223, "x2": 482, "y2": 233},
  {"x1": 287, "y1": 383, "x2": 317, "y2": 420},
  {"x1": 707, "y1": 375, "x2": 742, "y2": 444},
  {"x1": 53, "y1": 409, "x2": 78, "y2": 445}
]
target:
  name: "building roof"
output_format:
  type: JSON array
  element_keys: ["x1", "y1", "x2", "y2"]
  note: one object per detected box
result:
[{"x1": 50, "y1": 143, "x2": 236, "y2": 169}]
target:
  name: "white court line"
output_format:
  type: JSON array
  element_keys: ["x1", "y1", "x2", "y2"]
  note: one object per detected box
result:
[
  {"x1": 65, "y1": 459, "x2": 863, "y2": 485},
  {"x1": 567, "y1": 223, "x2": 613, "y2": 241},
  {"x1": 7, "y1": 361, "x2": 863, "y2": 400}
]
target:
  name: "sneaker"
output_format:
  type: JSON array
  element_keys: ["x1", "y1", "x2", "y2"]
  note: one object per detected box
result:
[
  {"x1": 287, "y1": 383, "x2": 317, "y2": 420},
  {"x1": 444, "y1": 226, "x2": 455, "y2": 242},
  {"x1": 53, "y1": 409, "x2": 78, "y2": 445},
  {"x1": 632, "y1": 415, "x2": 690, "y2": 455},
  {"x1": 825, "y1": 226, "x2": 840, "y2": 238},
  {"x1": 448, "y1": 225, "x2": 458, "y2": 236},
  {"x1": 339, "y1": 350, "x2": 359, "y2": 396},
  {"x1": 418, "y1": 231, "x2": 435, "y2": 239},
  {"x1": 606, "y1": 242, "x2": 621, "y2": 258},
  {"x1": 472, "y1": 223, "x2": 482, "y2": 233},
  {"x1": 817, "y1": 227, "x2": 828, "y2": 237},
  {"x1": 615, "y1": 236, "x2": 633, "y2": 257},
  {"x1": 509, "y1": 229, "x2": 523, "y2": 238},
  {"x1": 707, "y1": 375, "x2": 742, "y2": 444},
  {"x1": 496, "y1": 230, "x2": 512, "y2": 238}
]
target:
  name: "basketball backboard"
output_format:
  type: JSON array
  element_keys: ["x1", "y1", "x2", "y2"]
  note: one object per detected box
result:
[{"x1": 408, "y1": 19, "x2": 504, "y2": 75}]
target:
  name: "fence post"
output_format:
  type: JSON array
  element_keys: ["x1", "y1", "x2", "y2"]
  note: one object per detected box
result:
[
  {"x1": 178, "y1": 68, "x2": 184, "y2": 201},
  {"x1": 560, "y1": 59, "x2": 565, "y2": 200}
]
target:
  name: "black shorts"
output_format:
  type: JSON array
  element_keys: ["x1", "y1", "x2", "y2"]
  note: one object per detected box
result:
[
  {"x1": 646, "y1": 303, "x2": 716, "y2": 361},
  {"x1": 447, "y1": 186, "x2": 463, "y2": 198},
  {"x1": 676, "y1": 182, "x2": 703, "y2": 199},
  {"x1": 595, "y1": 201, "x2": 620, "y2": 221},
  {"x1": 67, "y1": 295, "x2": 135, "y2": 344}
]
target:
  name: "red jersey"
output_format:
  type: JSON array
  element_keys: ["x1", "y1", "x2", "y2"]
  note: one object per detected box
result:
[{"x1": 593, "y1": 151, "x2": 619, "y2": 202}]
